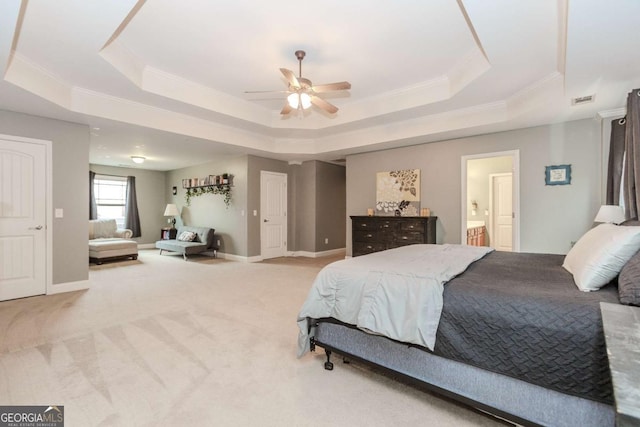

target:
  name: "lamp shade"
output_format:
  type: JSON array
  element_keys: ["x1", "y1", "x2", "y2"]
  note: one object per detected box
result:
[
  {"x1": 163, "y1": 203, "x2": 179, "y2": 216},
  {"x1": 594, "y1": 205, "x2": 625, "y2": 224}
]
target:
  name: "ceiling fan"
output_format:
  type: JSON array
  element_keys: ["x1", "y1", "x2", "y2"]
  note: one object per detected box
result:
[{"x1": 246, "y1": 50, "x2": 351, "y2": 115}]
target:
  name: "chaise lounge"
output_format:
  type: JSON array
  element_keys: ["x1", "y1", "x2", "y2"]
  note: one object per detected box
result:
[
  {"x1": 89, "y1": 219, "x2": 138, "y2": 264},
  {"x1": 155, "y1": 225, "x2": 216, "y2": 260}
]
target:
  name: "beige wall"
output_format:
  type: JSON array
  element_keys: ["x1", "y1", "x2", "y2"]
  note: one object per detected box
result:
[{"x1": 346, "y1": 119, "x2": 601, "y2": 255}]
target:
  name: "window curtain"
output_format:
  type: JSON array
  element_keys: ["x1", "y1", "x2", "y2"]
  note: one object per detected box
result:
[
  {"x1": 624, "y1": 89, "x2": 640, "y2": 219},
  {"x1": 89, "y1": 171, "x2": 98, "y2": 220},
  {"x1": 607, "y1": 88, "x2": 640, "y2": 219},
  {"x1": 606, "y1": 118, "x2": 626, "y2": 205},
  {"x1": 125, "y1": 176, "x2": 142, "y2": 237}
]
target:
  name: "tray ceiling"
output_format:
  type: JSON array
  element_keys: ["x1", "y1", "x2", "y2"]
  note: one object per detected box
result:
[{"x1": 1, "y1": 0, "x2": 639, "y2": 170}]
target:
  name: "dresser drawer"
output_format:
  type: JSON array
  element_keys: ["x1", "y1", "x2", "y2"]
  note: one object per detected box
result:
[
  {"x1": 354, "y1": 230, "x2": 379, "y2": 242},
  {"x1": 400, "y1": 219, "x2": 424, "y2": 232},
  {"x1": 394, "y1": 231, "x2": 425, "y2": 245},
  {"x1": 378, "y1": 220, "x2": 395, "y2": 231},
  {"x1": 352, "y1": 218, "x2": 378, "y2": 230},
  {"x1": 353, "y1": 241, "x2": 385, "y2": 255}
]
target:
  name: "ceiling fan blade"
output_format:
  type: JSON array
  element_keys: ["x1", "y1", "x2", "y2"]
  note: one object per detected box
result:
[
  {"x1": 244, "y1": 90, "x2": 289, "y2": 94},
  {"x1": 280, "y1": 103, "x2": 293, "y2": 115},
  {"x1": 310, "y1": 96, "x2": 338, "y2": 114},
  {"x1": 312, "y1": 81, "x2": 351, "y2": 93},
  {"x1": 280, "y1": 68, "x2": 300, "y2": 89}
]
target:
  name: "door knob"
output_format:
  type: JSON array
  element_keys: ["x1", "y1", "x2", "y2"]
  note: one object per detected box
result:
[
  {"x1": 29, "y1": 225, "x2": 43, "y2": 230},
  {"x1": 263, "y1": 219, "x2": 269, "y2": 222}
]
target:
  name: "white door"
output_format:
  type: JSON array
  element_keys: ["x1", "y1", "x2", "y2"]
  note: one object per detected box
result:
[
  {"x1": 490, "y1": 173, "x2": 513, "y2": 252},
  {"x1": 0, "y1": 136, "x2": 47, "y2": 301},
  {"x1": 260, "y1": 171, "x2": 287, "y2": 259}
]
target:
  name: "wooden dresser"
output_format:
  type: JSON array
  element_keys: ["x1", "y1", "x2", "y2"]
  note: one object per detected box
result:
[{"x1": 351, "y1": 216, "x2": 437, "y2": 257}]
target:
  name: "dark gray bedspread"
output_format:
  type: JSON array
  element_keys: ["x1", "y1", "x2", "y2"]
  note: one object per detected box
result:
[{"x1": 434, "y1": 251, "x2": 620, "y2": 404}]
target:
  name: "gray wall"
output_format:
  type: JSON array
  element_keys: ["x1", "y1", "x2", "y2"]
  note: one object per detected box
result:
[
  {"x1": 346, "y1": 119, "x2": 601, "y2": 255},
  {"x1": 165, "y1": 155, "x2": 347, "y2": 258},
  {"x1": 295, "y1": 161, "x2": 317, "y2": 252},
  {"x1": 316, "y1": 161, "x2": 346, "y2": 251},
  {"x1": 90, "y1": 164, "x2": 166, "y2": 245},
  {"x1": 288, "y1": 160, "x2": 346, "y2": 253},
  {"x1": 166, "y1": 155, "x2": 248, "y2": 256},
  {"x1": 0, "y1": 109, "x2": 89, "y2": 285}
]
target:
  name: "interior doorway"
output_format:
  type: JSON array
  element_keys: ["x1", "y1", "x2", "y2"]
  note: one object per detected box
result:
[
  {"x1": 461, "y1": 150, "x2": 520, "y2": 251},
  {"x1": 0, "y1": 134, "x2": 50, "y2": 301},
  {"x1": 489, "y1": 172, "x2": 513, "y2": 252},
  {"x1": 260, "y1": 171, "x2": 287, "y2": 259}
]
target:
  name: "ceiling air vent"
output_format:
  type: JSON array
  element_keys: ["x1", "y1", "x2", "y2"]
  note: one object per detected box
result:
[{"x1": 571, "y1": 94, "x2": 595, "y2": 105}]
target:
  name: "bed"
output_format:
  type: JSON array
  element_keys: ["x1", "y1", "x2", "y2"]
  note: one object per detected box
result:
[{"x1": 297, "y1": 226, "x2": 640, "y2": 427}]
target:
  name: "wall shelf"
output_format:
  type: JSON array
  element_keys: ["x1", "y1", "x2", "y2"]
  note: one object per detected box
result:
[
  {"x1": 183, "y1": 174, "x2": 233, "y2": 207},
  {"x1": 182, "y1": 174, "x2": 232, "y2": 189}
]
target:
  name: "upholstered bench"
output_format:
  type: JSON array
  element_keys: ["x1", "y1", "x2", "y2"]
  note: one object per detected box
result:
[
  {"x1": 89, "y1": 239, "x2": 138, "y2": 264},
  {"x1": 155, "y1": 226, "x2": 216, "y2": 260},
  {"x1": 89, "y1": 219, "x2": 138, "y2": 264}
]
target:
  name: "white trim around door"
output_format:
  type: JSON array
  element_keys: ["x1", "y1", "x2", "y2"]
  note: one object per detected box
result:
[
  {"x1": 461, "y1": 150, "x2": 520, "y2": 252},
  {"x1": 0, "y1": 133, "x2": 52, "y2": 300}
]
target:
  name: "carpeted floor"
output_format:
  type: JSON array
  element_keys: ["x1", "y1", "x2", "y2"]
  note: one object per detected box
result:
[{"x1": 0, "y1": 250, "x2": 508, "y2": 426}]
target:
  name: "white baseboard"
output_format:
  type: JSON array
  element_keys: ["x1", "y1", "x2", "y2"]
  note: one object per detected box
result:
[
  {"x1": 138, "y1": 243, "x2": 156, "y2": 249},
  {"x1": 48, "y1": 279, "x2": 89, "y2": 295},
  {"x1": 213, "y1": 249, "x2": 345, "y2": 262},
  {"x1": 218, "y1": 252, "x2": 263, "y2": 263},
  {"x1": 289, "y1": 248, "x2": 346, "y2": 258}
]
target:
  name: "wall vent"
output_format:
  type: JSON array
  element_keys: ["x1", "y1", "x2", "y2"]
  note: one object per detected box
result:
[{"x1": 571, "y1": 94, "x2": 595, "y2": 105}]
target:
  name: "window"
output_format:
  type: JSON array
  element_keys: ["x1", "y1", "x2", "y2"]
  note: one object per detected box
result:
[{"x1": 94, "y1": 175, "x2": 127, "y2": 228}]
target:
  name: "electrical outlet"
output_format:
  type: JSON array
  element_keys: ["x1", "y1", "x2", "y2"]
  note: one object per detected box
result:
[{"x1": 324, "y1": 238, "x2": 329, "y2": 244}]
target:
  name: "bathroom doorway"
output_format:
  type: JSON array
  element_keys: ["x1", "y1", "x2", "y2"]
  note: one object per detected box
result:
[{"x1": 461, "y1": 150, "x2": 520, "y2": 251}]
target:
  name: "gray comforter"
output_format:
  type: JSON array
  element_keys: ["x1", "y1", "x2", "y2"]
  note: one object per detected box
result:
[
  {"x1": 297, "y1": 244, "x2": 493, "y2": 356},
  {"x1": 434, "y1": 251, "x2": 620, "y2": 403}
]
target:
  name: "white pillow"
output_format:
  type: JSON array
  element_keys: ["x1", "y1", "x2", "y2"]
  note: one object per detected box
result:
[
  {"x1": 563, "y1": 223, "x2": 640, "y2": 291},
  {"x1": 177, "y1": 231, "x2": 197, "y2": 242}
]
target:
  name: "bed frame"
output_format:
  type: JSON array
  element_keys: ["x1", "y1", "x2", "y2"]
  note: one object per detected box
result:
[{"x1": 310, "y1": 319, "x2": 614, "y2": 427}]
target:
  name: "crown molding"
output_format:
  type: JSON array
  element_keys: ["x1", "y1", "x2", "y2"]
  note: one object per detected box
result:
[{"x1": 597, "y1": 108, "x2": 626, "y2": 120}]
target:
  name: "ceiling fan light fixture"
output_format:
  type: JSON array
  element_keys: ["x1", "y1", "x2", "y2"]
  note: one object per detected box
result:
[
  {"x1": 247, "y1": 50, "x2": 348, "y2": 115},
  {"x1": 131, "y1": 156, "x2": 145, "y2": 164},
  {"x1": 287, "y1": 93, "x2": 299, "y2": 109},
  {"x1": 287, "y1": 92, "x2": 312, "y2": 110},
  {"x1": 300, "y1": 92, "x2": 312, "y2": 109}
]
